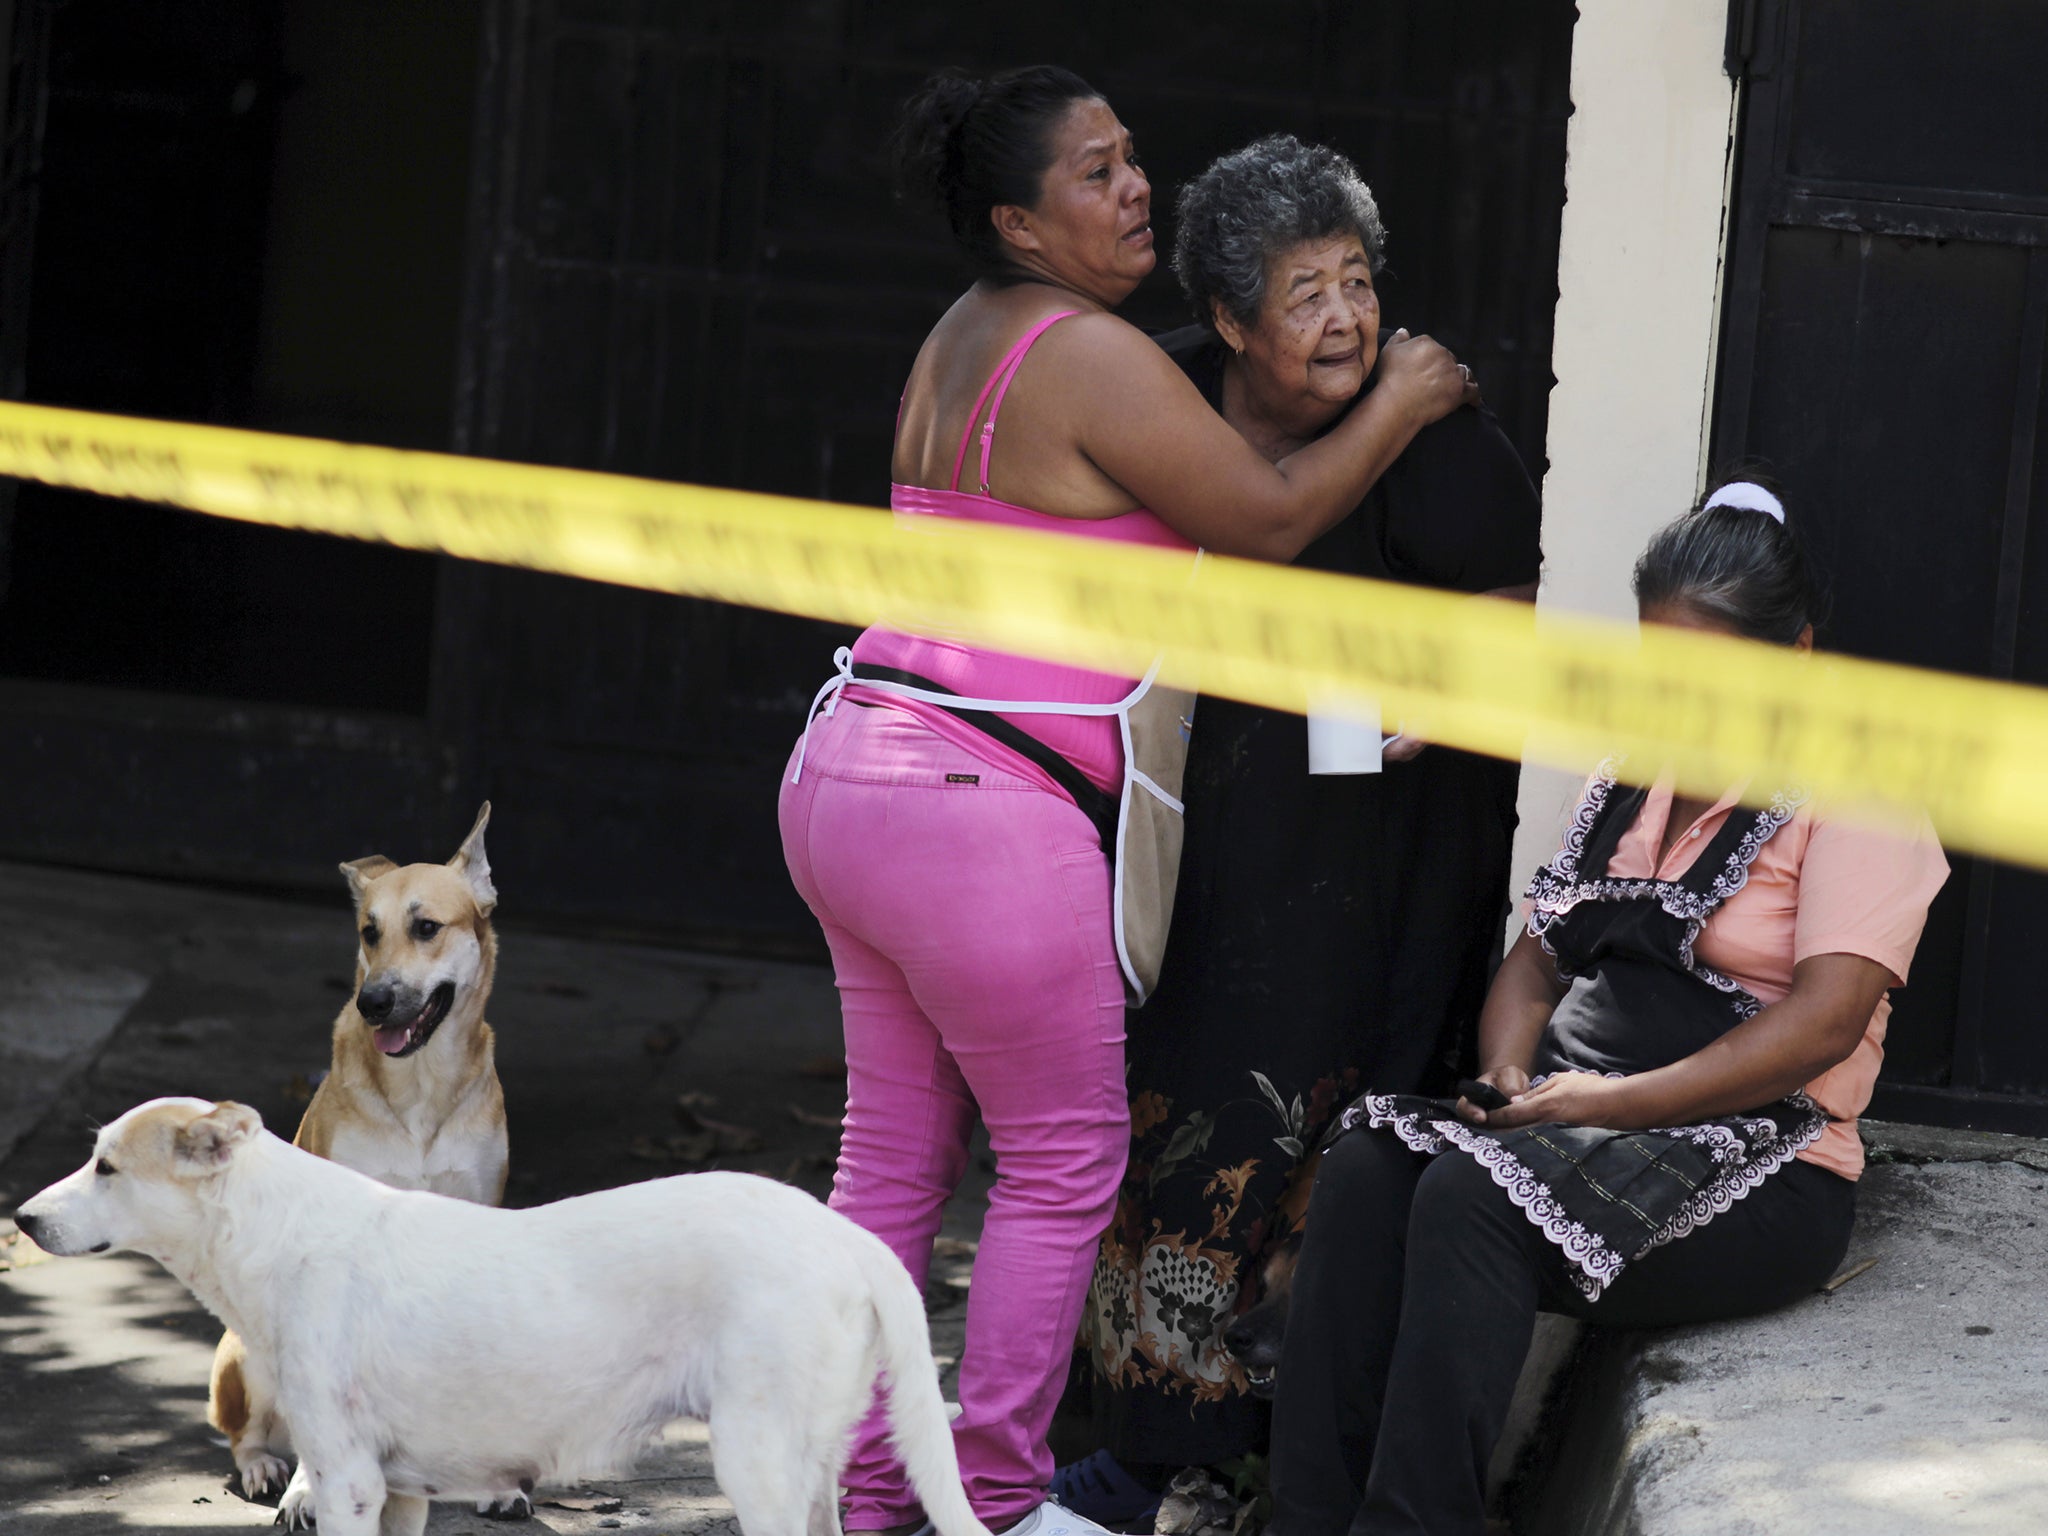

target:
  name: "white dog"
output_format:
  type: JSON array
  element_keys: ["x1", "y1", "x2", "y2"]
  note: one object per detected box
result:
[{"x1": 17, "y1": 1098, "x2": 990, "y2": 1536}]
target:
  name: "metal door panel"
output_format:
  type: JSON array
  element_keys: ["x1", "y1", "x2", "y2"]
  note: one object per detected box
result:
[
  {"x1": 453, "y1": 0, "x2": 1576, "y2": 945},
  {"x1": 1785, "y1": 0, "x2": 2048, "y2": 204},
  {"x1": 1739, "y1": 228, "x2": 2022, "y2": 677},
  {"x1": 1716, "y1": 0, "x2": 2048, "y2": 1126}
]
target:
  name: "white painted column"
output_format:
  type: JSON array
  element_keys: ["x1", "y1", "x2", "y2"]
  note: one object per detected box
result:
[{"x1": 1508, "y1": 0, "x2": 1741, "y2": 923}]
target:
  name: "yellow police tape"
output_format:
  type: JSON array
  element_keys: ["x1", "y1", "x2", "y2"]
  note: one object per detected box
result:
[{"x1": 0, "y1": 397, "x2": 2039, "y2": 867}]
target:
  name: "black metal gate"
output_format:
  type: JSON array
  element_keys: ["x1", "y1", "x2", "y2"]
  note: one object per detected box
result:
[
  {"x1": 0, "y1": 0, "x2": 51, "y2": 644},
  {"x1": 0, "y1": 1, "x2": 1575, "y2": 950},
  {"x1": 0, "y1": 0, "x2": 464, "y2": 901},
  {"x1": 448, "y1": 0, "x2": 1575, "y2": 944},
  {"x1": 1713, "y1": 0, "x2": 2048, "y2": 1129}
]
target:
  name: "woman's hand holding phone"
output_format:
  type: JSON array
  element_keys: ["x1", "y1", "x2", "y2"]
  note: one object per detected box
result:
[{"x1": 1455, "y1": 1065, "x2": 1531, "y2": 1125}]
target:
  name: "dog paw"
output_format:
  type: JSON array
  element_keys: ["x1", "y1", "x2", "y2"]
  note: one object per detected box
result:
[
  {"x1": 476, "y1": 1490, "x2": 533, "y2": 1521},
  {"x1": 229, "y1": 1454, "x2": 290, "y2": 1505},
  {"x1": 275, "y1": 1471, "x2": 316, "y2": 1529}
]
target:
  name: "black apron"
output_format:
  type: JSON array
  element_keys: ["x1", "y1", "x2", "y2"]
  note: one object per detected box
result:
[{"x1": 1339, "y1": 768, "x2": 1829, "y2": 1299}]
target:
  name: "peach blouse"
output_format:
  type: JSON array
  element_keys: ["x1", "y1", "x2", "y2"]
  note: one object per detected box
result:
[{"x1": 1586, "y1": 770, "x2": 1950, "y2": 1179}]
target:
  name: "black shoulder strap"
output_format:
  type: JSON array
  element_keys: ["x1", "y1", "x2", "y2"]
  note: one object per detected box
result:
[
  {"x1": 1577, "y1": 781, "x2": 1648, "y2": 881},
  {"x1": 848, "y1": 663, "x2": 1119, "y2": 854},
  {"x1": 1676, "y1": 802, "x2": 1771, "y2": 898}
]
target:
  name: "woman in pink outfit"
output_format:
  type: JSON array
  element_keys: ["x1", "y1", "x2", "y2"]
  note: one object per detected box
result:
[{"x1": 778, "y1": 65, "x2": 1475, "y2": 1536}]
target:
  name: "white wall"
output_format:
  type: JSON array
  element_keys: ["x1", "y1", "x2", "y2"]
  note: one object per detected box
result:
[{"x1": 1509, "y1": 0, "x2": 1740, "y2": 908}]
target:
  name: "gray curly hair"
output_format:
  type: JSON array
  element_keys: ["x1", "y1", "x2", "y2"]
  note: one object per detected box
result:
[{"x1": 1172, "y1": 133, "x2": 1387, "y2": 333}]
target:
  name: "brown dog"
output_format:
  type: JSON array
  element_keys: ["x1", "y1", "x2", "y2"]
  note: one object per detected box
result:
[
  {"x1": 1222, "y1": 1235, "x2": 1302, "y2": 1397},
  {"x1": 208, "y1": 804, "x2": 513, "y2": 1513}
]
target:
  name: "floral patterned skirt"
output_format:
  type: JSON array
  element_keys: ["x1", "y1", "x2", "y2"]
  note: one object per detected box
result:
[{"x1": 1074, "y1": 1063, "x2": 1356, "y2": 1463}]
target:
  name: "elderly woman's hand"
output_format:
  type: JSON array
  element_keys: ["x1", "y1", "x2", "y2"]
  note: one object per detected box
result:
[
  {"x1": 1376, "y1": 329, "x2": 1479, "y2": 424},
  {"x1": 1382, "y1": 731, "x2": 1427, "y2": 763}
]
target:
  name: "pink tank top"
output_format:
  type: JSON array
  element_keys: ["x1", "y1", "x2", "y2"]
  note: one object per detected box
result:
[{"x1": 849, "y1": 311, "x2": 1195, "y2": 793}]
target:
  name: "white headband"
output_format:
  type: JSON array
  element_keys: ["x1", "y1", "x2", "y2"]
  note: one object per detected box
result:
[{"x1": 1702, "y1": 481, "x2": 1785, "y2": 523}]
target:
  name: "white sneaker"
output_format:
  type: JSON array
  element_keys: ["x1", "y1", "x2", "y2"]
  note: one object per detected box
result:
[
  {"x1": 896, "y1": 1497, "x2": 1118, "y2": 1536},
  {"x1": 1008, "y1": 1500, "x2": 1120, "y2": 1536}
]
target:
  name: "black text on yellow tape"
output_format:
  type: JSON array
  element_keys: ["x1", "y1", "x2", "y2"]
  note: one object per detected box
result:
[{"x1": 0, "y1": 400, "x2": 2039, "y2": 867}]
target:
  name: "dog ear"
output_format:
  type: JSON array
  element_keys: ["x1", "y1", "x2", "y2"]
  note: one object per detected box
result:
[
  {"x1": 448, "y1": 801, "x2": 496, "y2": 916},
  {"x1": 174, "y1": 1102, "x2": 264, "y2": 1176},
  {"x1": 340, "y1": 856, "x2": 397, "y2": 902}
]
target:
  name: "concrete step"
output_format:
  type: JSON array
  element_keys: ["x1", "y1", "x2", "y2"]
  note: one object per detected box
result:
[{"x1": 1507, "y1": 1125, "x2": 2048, "y2": 1535}]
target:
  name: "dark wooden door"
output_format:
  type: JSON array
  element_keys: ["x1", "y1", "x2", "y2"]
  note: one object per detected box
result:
[
  {"x1": 450, "y1": 0, "x2": 1576, "y2": 946},
  {"x1": 0, "y1": 1, "x2": 1573, "y2": 948},
  {"x1": 1713, "y1": 0, "x2": 2048, "y2": 1129},
  {"x1": 0, "y1": 0, "x2": 50, "y2": 617},
  {"x1": 0, "y1": 1, "x2": 474, "y2": 892}
]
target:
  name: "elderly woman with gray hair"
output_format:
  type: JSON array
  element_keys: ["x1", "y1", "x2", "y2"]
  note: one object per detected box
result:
[{"x1": 1055, "y1": 135, "x2": 1542, "y2": 1521}]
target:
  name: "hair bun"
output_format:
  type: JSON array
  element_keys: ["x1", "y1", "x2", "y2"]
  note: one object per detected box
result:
[
  {"x1": 891, "y1": 69, "x2": 985, "y2": 207},
  {"x1": 1637, "y1": 472, "x2": 1819, "y2": 645},
  {"x1": 886, "y1": 65, "x2": 1101, "y2": 273}
]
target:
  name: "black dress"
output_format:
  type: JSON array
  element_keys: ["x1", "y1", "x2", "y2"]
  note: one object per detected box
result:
[{"x1": 1073, "y1": 328, "x2": 1544, "y2": 1466}]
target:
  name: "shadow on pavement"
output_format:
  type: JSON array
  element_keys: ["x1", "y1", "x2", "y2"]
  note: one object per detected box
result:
[{"x1": 0, "y1": 1249, "x2": 274, "y2": 1532}]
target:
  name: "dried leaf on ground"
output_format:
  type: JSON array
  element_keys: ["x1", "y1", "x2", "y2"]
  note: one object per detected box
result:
[
  {"x1": 673, "y1": 1101, "x2": 764, "y2": 1152},
  {"x1": 543, "y1": 1493, "x2": 623, "y2": 1513},
  {"x1": 630, "y1": 1132, "x2": 718, "y2": 1165},
  {"x1": 0, "y1": 1225, "x2": 51, "y2": 1272},
  {"x1": 787, "y1": 1103, "x2": 843, "y2": 1129},
  {"x1": 1156, "y1": 1469, "x2": 1243, "y2": 1536},
  {"x1": 796, "y1": 1055, "x2": 848, "y2": 1079},
  {"x1": 642, "y1": 1027, "x2": 680, "y2": 1056}
]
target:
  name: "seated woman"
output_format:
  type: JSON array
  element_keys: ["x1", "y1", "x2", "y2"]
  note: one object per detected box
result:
[
  {"x1": 1061, "y1": 135, "x2": 1540, "y2": 1518},
  {"x1": 1264, "y1": 481, "x2": 1951, "y2": 1536}
]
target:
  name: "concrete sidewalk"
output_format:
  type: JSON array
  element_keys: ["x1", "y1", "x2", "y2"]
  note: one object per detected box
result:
[
  {"x1": 4, "y1": 859, "x2": 2047, "y2": 1535},
  {"x1": 0, "y1": 859, "x2": 989, "y2": 1535},
  {"x1": 1507, "y1": 1124, "x2": 2048, "y2": 1536}
]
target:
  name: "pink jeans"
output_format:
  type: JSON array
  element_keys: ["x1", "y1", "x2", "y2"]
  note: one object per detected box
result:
[{"x1": 780, "y1": 700, "x2": 1129, "y2": 1526}]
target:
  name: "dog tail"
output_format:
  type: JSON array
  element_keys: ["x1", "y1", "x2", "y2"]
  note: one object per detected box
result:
[{"x1": 854, "y1": 1235, "x2": 993, "y2": 1536}]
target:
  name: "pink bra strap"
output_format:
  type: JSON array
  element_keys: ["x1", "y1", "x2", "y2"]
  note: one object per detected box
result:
[{"x1": 948, "y1": 309, "x2": 1080, "y2": 493}]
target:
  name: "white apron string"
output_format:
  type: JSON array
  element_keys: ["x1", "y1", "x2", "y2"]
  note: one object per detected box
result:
[{"x1": 790, "y1": 648, "x2": 1158, "y2": 784}]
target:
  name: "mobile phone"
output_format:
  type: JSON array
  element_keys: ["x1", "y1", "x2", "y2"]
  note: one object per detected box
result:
[{"x1": 1455, "y1": 1077, "x2": 1511, "y2": 1112}]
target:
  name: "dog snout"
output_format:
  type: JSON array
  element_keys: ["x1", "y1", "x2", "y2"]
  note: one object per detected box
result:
[
  {"x1": 1223, "y1": 1292, "x2": 1290, "y2": 1398},
  {"x1": 9, "y1": 1205, "x2": 93, "y2": 1256},
  {"x1": 1223, "y1": 1310, "x2": 1272, "y2": 1363},
  {"x1": 357, "y1": 979, "x2": 399, "y2": 1021}
]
